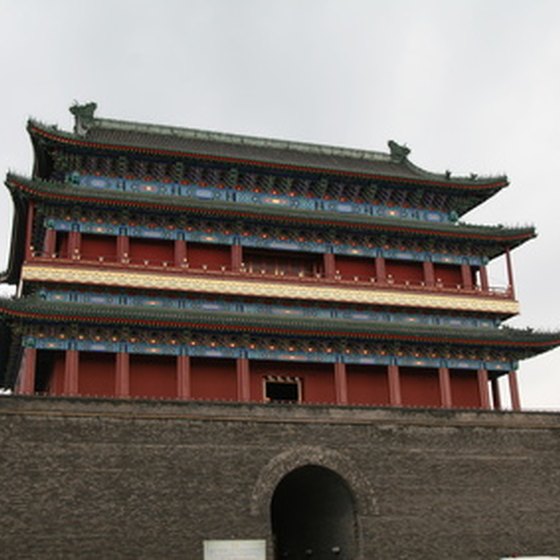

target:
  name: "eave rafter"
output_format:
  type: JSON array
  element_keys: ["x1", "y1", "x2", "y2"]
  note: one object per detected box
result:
[
  {"x1": 5, "y1": 174, "x2": 535, "y2": 251},
  {"x1": 1, "y1": 299, "x2": 559, "y2": 355}
]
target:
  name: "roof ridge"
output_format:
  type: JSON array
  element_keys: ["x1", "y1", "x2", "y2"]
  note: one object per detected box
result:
[
  {"x1": 93, "y1": 117, "x2": 394, "y2": 164},
  {"x1": 66, "y1": 102, "x2": 507, "y2": 186},
  {"x1": 67, "y1": 101, "x2": 394, "y2": 163},
  {"x1": 90, "y1": 117, "x2": 508, "y2": 184}
]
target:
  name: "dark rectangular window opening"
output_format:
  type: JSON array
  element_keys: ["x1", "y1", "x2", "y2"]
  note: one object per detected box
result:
[
  {"x1": 34, "y1": 349, "x2": 62, "y2": 393},
  {"x1": 265, "y1": 379, "x2": 300, "y2": 403}
]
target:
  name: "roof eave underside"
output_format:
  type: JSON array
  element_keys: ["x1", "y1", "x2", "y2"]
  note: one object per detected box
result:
[
  {"x1": 0, "y1": 186, "x2": 27, "y2": 285},
  {"x1": 1, "y1": 299, "x2": 559, "y2": 355},
  {"x1": 27, "y1": 120, "x2": 509, "y2": 198},
  {"x1": 6, "y1": 174, "x2": 535, "y2": 253}
]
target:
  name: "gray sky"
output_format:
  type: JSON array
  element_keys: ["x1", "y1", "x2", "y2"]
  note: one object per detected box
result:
[{"x1": 1, "y1": 0, "x2": 559, "y2": 408}]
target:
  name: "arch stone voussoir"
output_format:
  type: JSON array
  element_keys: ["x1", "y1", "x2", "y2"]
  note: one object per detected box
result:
[{"x1": 250, "y1": 445, "x2": 378, "y2": 517}]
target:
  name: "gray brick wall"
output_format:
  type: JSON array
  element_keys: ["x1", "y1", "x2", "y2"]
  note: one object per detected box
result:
[{"x1": 1, "y1": 396, "x2": 559, "y2": 559}]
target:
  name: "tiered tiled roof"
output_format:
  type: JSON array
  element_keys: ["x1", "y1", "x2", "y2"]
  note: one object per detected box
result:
[{"x1": 2, "y1": 296, "x2": 558, "y2": 350}]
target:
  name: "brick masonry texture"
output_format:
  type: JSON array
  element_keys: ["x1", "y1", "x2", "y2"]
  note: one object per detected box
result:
[{"x1": 1, "y1": 396, "x2": 559, "y2": 559}]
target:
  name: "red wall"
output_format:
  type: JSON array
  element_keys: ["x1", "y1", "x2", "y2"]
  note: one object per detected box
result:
[
  {"x1": 346, "y1": 364, "x2": 390, "y2": 405},
  {"x1": 78, "y1": 352, "x2": 116, "y2": 397},
  {"x1": 434, "y1": 264, "x2": 463, "y2": 288},
  {"x1": 450, "y1": 369, "x2": 481, "y2": 408},
  {"x1": 188, "y1": 243, "x2": 231, "y2": 270},
  {"x1": 250, "y1": 360, "x2": 336, "y2": 404},
  {"x1": 129, "y1": 238, "x2": 175, "y2": 265},
  {"x1": 385, "y1": 259, "x2": 424, "y2": 285},
  {"x1": 81, "y1": 234, "x2": 117, "y2": 262},
  {"x1": 40, "y1": 349, "x2": 484, "y2": 410},
  {"x1": 335, "y1": 256, "x2": 376, "y2": 280},
  {"x1": 129, "y1": 354, "x2": 176, "y2": 398},
  {"x1": 191, "y1": 357, "x2": 237, "y2": 400},
  {"x1": 400, "y1": 367, "x2": 441, "y2": 407},
  {"x1": 300, "y1": 363, "x2": 336, "y2": 403}
]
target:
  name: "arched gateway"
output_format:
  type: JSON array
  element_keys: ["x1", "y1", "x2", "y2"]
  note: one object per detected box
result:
[
  {"x1": 271, "y1": 465, "x2": 357, "y2": 559},
  {"x1": 251, "y1": 446, "x2": 373, "y2": 559}
]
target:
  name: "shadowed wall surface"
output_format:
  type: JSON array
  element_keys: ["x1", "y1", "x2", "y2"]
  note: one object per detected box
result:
[{"x1": 1, "y1": 396, "x2": 559, "y2": 559}]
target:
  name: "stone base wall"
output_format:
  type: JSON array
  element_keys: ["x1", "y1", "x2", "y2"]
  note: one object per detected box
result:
[{"x1": 1, "y1": 396, "x2": 559, "y2": 559}]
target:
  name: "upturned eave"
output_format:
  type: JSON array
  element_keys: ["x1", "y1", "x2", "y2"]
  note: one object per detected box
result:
[
  {"x1": 0, "y1": 185, "x2": 28, "y2": 285},
  {"x1": 27, "y1": 118, "x2": 508, "y2": 200},
  {"x1": 1, "y1": 297, "x2": 559, "y2": 355},
  {"x1": 6, "y1": 174, "x2": 536, "y2": 253}
]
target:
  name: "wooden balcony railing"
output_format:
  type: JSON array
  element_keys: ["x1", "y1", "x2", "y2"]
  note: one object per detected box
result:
[{"x1": 26, "y1": 251, "x2": 514, "y2": 299}]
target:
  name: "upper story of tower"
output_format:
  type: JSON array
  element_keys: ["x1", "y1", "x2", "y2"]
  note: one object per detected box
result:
[
  {"x1": 30, "y1": 102, "x2": 510, "y2": 221},
  {"x1": 1, "y1": 103, "x2": 535, "y2": 320}
]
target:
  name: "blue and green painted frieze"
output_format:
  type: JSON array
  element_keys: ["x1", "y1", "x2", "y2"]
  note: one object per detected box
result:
[
  {"x1": 22, "y1": 335, "x2": 516, "y2": 373},
  {"x1": 44, "y1": 217, "x2": 486, "y2": 266},
  {"x1": 69, "y1": 173, "x2": 454, "y2": 224}
]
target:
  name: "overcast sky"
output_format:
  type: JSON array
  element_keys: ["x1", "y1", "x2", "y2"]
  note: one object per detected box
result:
[{"x1": 1, "y1": 0, "x2": 559, "y2": 408}]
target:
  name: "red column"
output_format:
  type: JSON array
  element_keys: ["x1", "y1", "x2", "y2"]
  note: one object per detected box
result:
[
  {"x1": 334, "y1": 361, "x2": 348, "y2": 405},
  {"x1": 375, "y1": 256, "x2": 387, "y2": 285},
  {"x1": 64, "y1": 349, "x2": 79, "y2": 395},
  {"x1": 117, "y1": 235, "x2": 130, "y2": 264},
  {"x1": 237, "y1": 356, "x2": 250, "y2": 401},
  {"x1": 388, "y1": 364, "x2": 402, "y2": 406},
  {"x1": 231, "y1": 243, "x2": 243, "y2": 273},
  {"x1": 461, "y1": 263, "x2": 473, "y2": 290},
  {"x1": 68, "y1": 231, "x2": 81, "y2": 260},
  {"x1": 423, "y1": 260, "x2": 435, "y2": 287},
  {"x1": 505, "y1": 249, "x2": 516, "y2": 299},
  {"x1": 324, "y1": 253, "x2": 336, "y2": 280},
  {"x1": 174, "y1": 239, "x2": 187, "y2": 268},
  {"x1": 18, "y1": 347, "x2": 37, "y2": 395},
  {"x1": 491, "y1": 377, "x2": 502, "y2": 410},
  {"x1": 477, "y1": 368, "x2": 491, "y2": 409},
  {"x1": 43, "y1": 228, "x2": 57, "y2": 258},
  {"x1": 115, "y1": 351, "x2": 130, "y2": 397},
  {"x1": 438, "y1": 366, "x2": 452, "y2": 408},
  {"x1": 177, "y1": 354, "x2": 191, "y2": 399},
  {"x1": 25, "y1": 201, "x2": 35, "y2": 261},
  {"x1": 508, "y1": 370, "x2": 521, "y2": 411},
  {"x1": 479, "y1": 265, "x2": 489, "y2": 292}
]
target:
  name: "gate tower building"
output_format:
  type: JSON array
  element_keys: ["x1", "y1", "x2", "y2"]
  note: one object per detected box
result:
[
  {"x1": 1, "y1": 103, "x2": 560, "y2": 559},
  {"x1": 2, "y1": 102, "x2": 557, "y2": 408}
]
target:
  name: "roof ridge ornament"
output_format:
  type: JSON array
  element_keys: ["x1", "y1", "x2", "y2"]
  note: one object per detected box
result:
[
  {"x1": 69, "y1": 101, "x2": 97, "y2": 135},
  {"x1": 387, "y1": 140, "x2": 411, "y2": 163}
]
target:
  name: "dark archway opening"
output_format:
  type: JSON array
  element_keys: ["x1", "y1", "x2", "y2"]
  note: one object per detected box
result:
[{"x1": 271, "y1": 465, "x2": 357, "y2": 559}]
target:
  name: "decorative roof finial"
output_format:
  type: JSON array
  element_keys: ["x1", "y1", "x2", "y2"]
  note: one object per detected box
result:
[
  {"x1": 69, "y1": 101, "x2": 97, "y2": 135},
  {"x1": 388, "y1": 140, "x2": 411, "y2": 163}
]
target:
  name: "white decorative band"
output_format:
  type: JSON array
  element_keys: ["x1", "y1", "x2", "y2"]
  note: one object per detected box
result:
[{"x1": 22, "y1": 264, "x2": 520, "y2": 315}]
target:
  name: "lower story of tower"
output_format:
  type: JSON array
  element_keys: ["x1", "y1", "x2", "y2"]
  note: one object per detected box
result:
[{"x1": 12, "y1": 335, "x2": 520, "y2": 411}]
